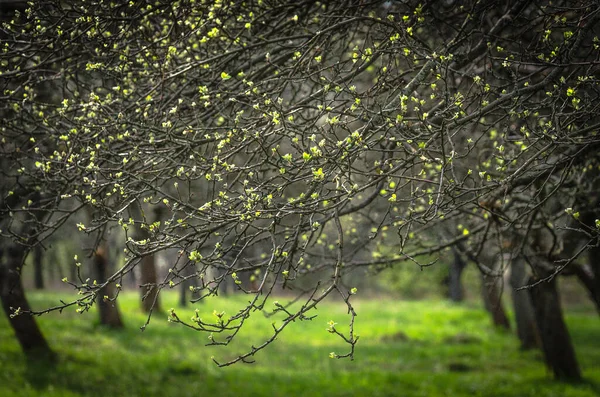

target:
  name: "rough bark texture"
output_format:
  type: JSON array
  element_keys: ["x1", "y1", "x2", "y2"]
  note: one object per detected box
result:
[
  {"x1": 509, "y1": 257, "x2": 540, "y2": 350},
  {"x1": 481, "y1": 273, "x2": 511, "y2": 330},
  {"x1": 94, "y1": 245, "x2": 124, "y2": 328},
  {"x1": 0, "y1": 243, "x2": 55, "y2": 361},
  {"x1": 528, "y1": 277, "x2": 581, "y2": 381},
  {"x1": 448, "y1": 249, "x2": 467, "y2": 302}
]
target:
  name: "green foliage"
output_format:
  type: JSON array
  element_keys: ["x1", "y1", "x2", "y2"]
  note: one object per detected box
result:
[{"x1": 0, "y1": 291, "x2": 599, "y2": 397}]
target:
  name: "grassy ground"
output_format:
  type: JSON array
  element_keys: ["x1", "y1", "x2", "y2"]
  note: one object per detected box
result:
[{"x1": 0, "y1": 291, "x2": 599, "y2": 397}]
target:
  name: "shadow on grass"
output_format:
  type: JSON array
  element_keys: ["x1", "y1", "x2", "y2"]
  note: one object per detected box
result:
[{"x1": 24, "y1": 354, "x2": 59, "y2": 390}]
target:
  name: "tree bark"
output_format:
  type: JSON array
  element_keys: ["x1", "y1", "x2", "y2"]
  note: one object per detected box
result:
[
  {"x1": 481, "y1": 273, "x2": 511, "y2": 330},
  {"x1": 572, "y1": 263, "x2": 600, "y2": 315},
  {"x1": 179, "y1": 277, "x2": 188, "y2": 307},
  {"x1": 218, "y1": 267, "x2": 234, "y2": 296},
  {"x1": 94, "y1": 244, "x2": 124, "y2": 328},
  {"x1": 509, "y1": 257, "x2": 540, "y2": 350},
  {"x1": 562, "y1": 198, "x2": 600, "y2": 315},
  {"x1": 0, "y1": 242, "x2": 55, "y2": 361},
  {"x1": 528, "y1": 276, "x2": 581, "y2": 381},
  {"x1": 179, "y1": 263, "x2": 200, "y2": 307},
  {"x1": 178, "y1": 265, "x2": 192, "y2": 307},
  {"x1": 456, "y1": 241, "x2": 510, "y2": 328},
  {"x1": 448, "y1": 249, "x2": 467, "y2": 302},
  {"x1": 140, "y1": 253, "x2": 161, "y2": 313},
  {"x1": 130, "y1": 203, "x2": 162, "y2": 313},
  {"x1": 128, "y1": 264, "x2": 137, "y2": 289}
]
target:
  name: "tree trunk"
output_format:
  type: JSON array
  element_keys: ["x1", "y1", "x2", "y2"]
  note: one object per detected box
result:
[
  {"x1": 582, "y1": 197, "x2": 600, "y2": 308},
  {"x1": 528, "y1": 276, "x2": 581, "y2": 381},
  {"x1": 0, "y1": 242, "x2": 55, "y2": 361},
  {"x1": 69, "y1": 250, "x2": 77, "y2": 287},
  {"x1": 140, "y1": 254, "x2": 161, "y2": 313},
  {"x1": 179, "y1": 263, "x2": 200, "y2": 307},
  {"x1": 481, "y1": 273, "x2": 511, "y2": 330},
  {"x1": 448, "y1": 249, "x2": 467, "y2": 302},
  {"x1": 47, "y1": 245, "x2": 57, "y2": 287},
  {"x1": 456, "y1": 241, "x2": 510, "y2": 328},
  {"x1": 130, "y1": 203, "x2": 162, "y2": 313},
  {"x1": 563, "y1": 200, "x2": 600, "y2": 315},
  {"x1": 128, "y1": 264, "x2": 137, "y2": 289},
  {"x1": 572, "y1": 264, "x2": 600, "y2": 315},
  {"x1": 179, "y1": 277, "x2": 188, "y2": 307},
  {"x1": 94, "y1": 245, "x2": 124, "y2": 328},
  {"x1": 509, "y1": 257, "x2": 540, "y2": 350},
  {"x1": 587, "y1": 244, "x2": 600, "y2": 312},
  {"x1": 218, "y1": 267, "x2": 234, "y2": 296},
  {"x1": 33, "y1": 244, "x2": 44, "y2": 289}
]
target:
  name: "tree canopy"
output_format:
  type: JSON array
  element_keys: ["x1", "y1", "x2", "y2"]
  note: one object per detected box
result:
[{"x1": 1, "y1": 0, "x2": 599, "y2": 367}]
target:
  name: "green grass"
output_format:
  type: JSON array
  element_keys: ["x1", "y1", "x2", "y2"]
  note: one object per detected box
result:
[{"x1": 1, "y1": 291, "x2": 599, "y2": 397}]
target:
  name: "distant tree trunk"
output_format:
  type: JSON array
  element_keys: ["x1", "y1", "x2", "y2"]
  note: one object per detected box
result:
[
  {"x1": 572, "y1": 263, "x2": 600, "y2": 315},
  {"x1": 178, "y1": 266, "x2": 191, "y2": 307},
  {"x1": 586, "y1": 244, "x2": 600, "y2": 312},
  {"x1": 179, "y1": 277, "x2": 189, "y2": 307},
  {"x1": 68, "y1": 247, "x2": 77, "y2": 286},
  {"x1": 448, "y1": 249, "x2": 467, "y2": 302},
  {"x1": 128, "y1": 265, "x2": 137, "y2": 289},
  {"x1": 528, "y1": 276, "x2": 581, "y2": 381},
  {"x1": 130, "y1": 203, "x2": 162, "y2": 313},
  {"x1": 481, "y1": 269, "x2": 511, "y2": 330},
  {"x1": 179, "y1": 263, "x2": 200, "y2": 307},
  {"x1": 582, "y1": 197, "x2": 600, "y2": 309},
  {"x1": 33, "y1": 244, "x2": 44, "y2": 289},
  {"x1": 47, "y1": 245, "x2": 57, "y2": 287},
  {"x1": 563, "y1": 201, "x2": 600, "y2": 315},
  {"x1": 218, "y1": 267, "x2": 234, "y2": 296},
  {"x1": 94, "y1": 244, "x2": 124, "y2": 328},
  {"x1": 0, "y1": 242, "x2": 56, "y2": 361},
  {"x1": 140, "y1": 254, "x2": 161, "y2": 313},
  {"x1": 509, "y1": 257, "x2": 540, "y2": 350},
  {"x1": 456, "y1": 241, "x2": 510, "y2": 327}
]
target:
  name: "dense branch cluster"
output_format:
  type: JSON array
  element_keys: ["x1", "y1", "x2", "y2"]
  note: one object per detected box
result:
[{"x1": 1, "y1": 0, "x2": 599, "y2": 365}]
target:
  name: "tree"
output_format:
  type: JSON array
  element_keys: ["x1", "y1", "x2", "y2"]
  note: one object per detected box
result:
[
  {"x1": 0, "y1": 0, "x2": 58, "y2": 362},
  {"x1": 128, "y1": 202, "x2": 163, "y2": 314},
  {"x1": 0, "y1": 231, "x2": 56, "y2": 362},
  {"x1": 1, "y1": 0, "x2": 599, "y2": 378},
  {"x1": 446, "y1": 248, "x2": 467, "y2": 302},
  {"x1": 93, "y1": 242, "x2": 124, "y2": 328},
  {"x1": 509, "y1": 255, "x2": 540, "y2": 350}
]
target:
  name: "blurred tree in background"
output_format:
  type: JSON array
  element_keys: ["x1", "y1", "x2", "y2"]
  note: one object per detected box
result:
[{"x1": 1, "y1": 0, "x2": 599, "y2": 379}]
